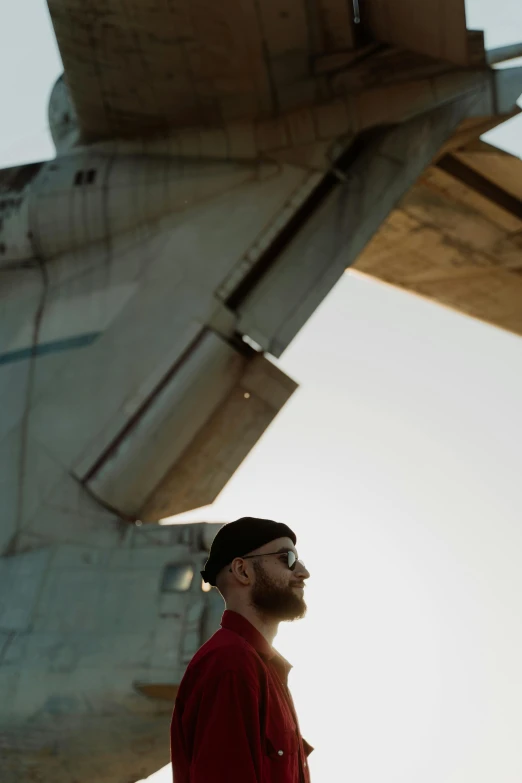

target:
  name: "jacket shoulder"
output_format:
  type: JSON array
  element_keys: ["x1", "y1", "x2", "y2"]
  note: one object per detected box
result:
[{"x1": 182, "y1": 629, "x2": 265, "y2": 687}]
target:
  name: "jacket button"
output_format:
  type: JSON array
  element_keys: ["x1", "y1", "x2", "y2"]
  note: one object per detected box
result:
[{"x1": 278, "y1": 750, "x2": 284, "y2": 756}]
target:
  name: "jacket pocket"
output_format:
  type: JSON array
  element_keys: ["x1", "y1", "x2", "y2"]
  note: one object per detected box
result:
[{"x1": 264, "y1": 728, "x2": 298, "y2": 782}]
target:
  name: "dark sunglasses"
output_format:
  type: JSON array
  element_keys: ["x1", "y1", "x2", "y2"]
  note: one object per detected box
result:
[{"x1": 240, "y1": 550, "x2": 304, "y2": 571}]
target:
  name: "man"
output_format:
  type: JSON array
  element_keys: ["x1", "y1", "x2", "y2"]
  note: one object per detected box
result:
[{"x1": 170, "y1": 517, "x2": 313, "y2": 782}]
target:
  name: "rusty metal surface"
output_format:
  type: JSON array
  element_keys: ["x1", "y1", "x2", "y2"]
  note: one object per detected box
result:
[
  {"x1": 362, "y1": 0, "x2": 469, "y2": 65},
  {"x1": 47, "y1": 0, "x2": 315, "y2": 139},
  {"x1": 140, "y1": 354, "x2": 298, "y2": 520},
  {"x1": 455, "y1": 141, "x2": 522, "y2": 201},
  {"x1": 46, "y1": 0, "x2": 473, "y2": 140},
  {"x1": 0, "y1": 163, "x2": 44, "y2": 194},
  {"x1": 355, "y1": 136, "x2": 522, "y2": 337}
]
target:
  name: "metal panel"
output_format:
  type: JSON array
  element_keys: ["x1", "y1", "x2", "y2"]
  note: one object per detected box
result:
[
  {"x1": 362, "y1": 0, "x2": 469, "y2": 65},
  {"x1": 436, "y1": 154, "x2": 522, "y2": 221},
  {"x1": 0, "y1": 163, "x2": 42, "y2": 266},
  {"x1": 314, "y1": 0, "x2": 356, "y2": 52},
  {"x1": 46, "y1": 0, "x2": 307, "y2": 138},
  {"x1": 237, "y1": 97, "x2": 477, "y2": 357},
  {"x1": 140, "y1": 352, "x2": 298, "y2": 520},
  {"x1": 354, "y1": 143, "x2": 522, "y2": 338},
  {"x1": 0, "y1": 525, "x2": 224, "y2": 782},
  {"x1": 456, "y1": 143, "x2": 522, "y2": 201},
  {"x1": 0, "y1": 550, "x2": 52, "y2": 632},
  {"x1": 85, "y1": 330, "x2": 246, "y2": 517}
]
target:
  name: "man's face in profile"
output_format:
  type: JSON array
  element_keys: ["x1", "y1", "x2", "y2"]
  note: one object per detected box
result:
[{"x1": 249, "y1": 536, "x2": 309, "y2": 622}]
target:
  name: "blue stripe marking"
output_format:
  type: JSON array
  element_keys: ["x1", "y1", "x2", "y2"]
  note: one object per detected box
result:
[{"x1": 0, "y1": 332, "x2": 101, "y2": 366}]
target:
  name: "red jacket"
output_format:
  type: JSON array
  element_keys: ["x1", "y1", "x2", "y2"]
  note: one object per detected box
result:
[{"x1": 171, "y1": 610, "x2": 313, "y2": 782}]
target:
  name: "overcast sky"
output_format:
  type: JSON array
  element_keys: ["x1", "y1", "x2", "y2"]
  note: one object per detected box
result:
[{"x1": 1, "y1": 2, "x2": 522, "y2": 782}]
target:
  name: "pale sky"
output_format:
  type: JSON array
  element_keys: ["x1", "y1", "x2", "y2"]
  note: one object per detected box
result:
[{"x1": 2, "y1": 2, "x2": 522, "y2": 783}]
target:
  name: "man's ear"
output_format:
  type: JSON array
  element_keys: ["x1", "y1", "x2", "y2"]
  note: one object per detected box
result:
[{"x1": 229, "y1": 557, "x2": 252, "y2": 585}]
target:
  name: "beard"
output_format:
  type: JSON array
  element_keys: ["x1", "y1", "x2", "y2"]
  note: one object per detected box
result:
[{"x1": 250, "y1": 561, "x2": 307, "y2": 622}]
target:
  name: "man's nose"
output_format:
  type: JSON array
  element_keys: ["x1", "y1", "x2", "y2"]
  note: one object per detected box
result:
[{"x1": 295, "y1": 560, "x2": 310, "y2": 579}]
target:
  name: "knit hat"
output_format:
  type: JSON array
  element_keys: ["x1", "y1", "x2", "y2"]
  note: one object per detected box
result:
[{"x1": 201, "y1": 516, "x2": 297, "y2": 586}]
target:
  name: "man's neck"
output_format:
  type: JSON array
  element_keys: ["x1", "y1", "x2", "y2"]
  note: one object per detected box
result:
[{"x1": 226, "y1": 604, "x2": 279, "y2": 647}]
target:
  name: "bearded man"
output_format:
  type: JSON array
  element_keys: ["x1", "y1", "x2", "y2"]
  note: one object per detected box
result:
[{"x1": 170, "y1": 516, "x2": 313, "y2": 782}]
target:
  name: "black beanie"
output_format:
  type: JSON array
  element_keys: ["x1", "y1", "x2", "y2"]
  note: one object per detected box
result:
[{"x1": 201, "y1": 517, "x2": 297, "y2": 586}]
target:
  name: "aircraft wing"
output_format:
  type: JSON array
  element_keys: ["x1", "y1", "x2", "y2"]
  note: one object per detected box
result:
[
  {"x1": 355, "y1": 132, "x2": 522, "y2": 337},
  {"x1": 47, "y1": 0, "x2": 472, "y2": 141}
]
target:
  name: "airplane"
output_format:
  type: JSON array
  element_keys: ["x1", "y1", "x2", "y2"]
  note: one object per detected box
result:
[{"x1": 1, "y1": 1, "x2": 521, "y2": 781}]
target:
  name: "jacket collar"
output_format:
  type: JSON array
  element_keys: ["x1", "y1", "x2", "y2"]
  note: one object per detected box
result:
[{"x1": 221, "y1": 609, "x2": 293, "y2": 676}]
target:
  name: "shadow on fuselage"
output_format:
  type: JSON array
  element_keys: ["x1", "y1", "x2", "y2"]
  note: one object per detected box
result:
[{"x1": 0, "y1": 521, "x2": 224, "y2": 783}]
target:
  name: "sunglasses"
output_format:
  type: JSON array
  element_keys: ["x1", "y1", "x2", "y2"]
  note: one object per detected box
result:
[{"x1": 240, "y1": 550, "x2": 305, "y2": 571}]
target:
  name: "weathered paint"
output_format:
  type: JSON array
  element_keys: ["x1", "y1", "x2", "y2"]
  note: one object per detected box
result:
[
  {"x1": 1, "y1": 3, "x2": 521, "y2": 782},
  {"x1": 0, "y1": 522, "x2": 225, "y2": 783},
  {"x1": 0, "y1": 333, "x2": 100, "y2": 366}
]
